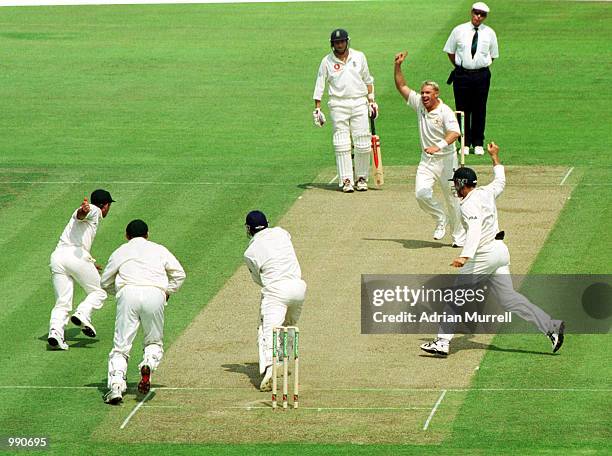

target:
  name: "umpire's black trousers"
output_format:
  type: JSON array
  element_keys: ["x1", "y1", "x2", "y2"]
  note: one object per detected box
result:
[{"x1": 452, "y1": 67, "x2": 491, "y2": 148}]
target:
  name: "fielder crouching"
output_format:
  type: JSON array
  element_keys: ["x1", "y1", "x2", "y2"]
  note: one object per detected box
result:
[
  {"x1": 100, "y1": 220, "x2": 186, "y2": 404},
  {"x1": 243, "y1": 211, "x2": 306, "y2": 391},
  {"x1": 420, "y1": 143, "x2": 565, "y2": 356}
]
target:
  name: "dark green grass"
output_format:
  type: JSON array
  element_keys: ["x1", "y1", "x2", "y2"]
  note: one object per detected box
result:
[{"x1": 0, "y1": 1, "x2": 610, "y2": 455}]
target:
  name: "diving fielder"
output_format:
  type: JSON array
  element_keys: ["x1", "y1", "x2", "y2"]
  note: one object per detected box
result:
[
  {"x1": 420, "y1": 143, "x2": 565, "y2": 356},
  {"x1": 243, "y1": 211, "x2": 306, "y2": 391},
  {"x1": 101, "y1": 220, "x2": 186, "y2": 404},
  {"x1": 313, "y1": 28, "x2": 378, "y2": 193},
  {"x1": 394, "y1": 51, "x2": 466, "y2": 246},
  {"x1": 47, "y1": 189, "x2": 115, "y2": 350}
]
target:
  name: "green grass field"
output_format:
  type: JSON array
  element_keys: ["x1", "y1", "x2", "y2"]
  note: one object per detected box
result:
[{"x1": 0, "y1": 0, "x2": 610, "y2": 454}]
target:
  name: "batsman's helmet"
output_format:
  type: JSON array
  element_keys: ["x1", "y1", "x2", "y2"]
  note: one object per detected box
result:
[
  {"x1": 449, "y1": 167, "x2": 478, "y2": 193},
  {"x1": 245, "y1": 210, "x2": 269, "y2": 237},
  {"x1": 330, "y1": 28, "x2": 350, "y2": 44},
  {"x1": 90, "y1": 189, "x2": 116, "y2": 207}
]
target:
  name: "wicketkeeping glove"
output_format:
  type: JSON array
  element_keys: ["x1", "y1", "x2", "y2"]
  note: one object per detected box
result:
[
  {"x1": 313, "y1": 108, "x2": 326, "y2": 127},
  {"x1": 369, "y1": 102, "x2": 379, "y2": 120}
]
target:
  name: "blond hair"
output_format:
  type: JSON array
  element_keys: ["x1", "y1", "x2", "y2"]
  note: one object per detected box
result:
[{"x1": 420, "y1": 80, "x2": 440, "y2": 92}]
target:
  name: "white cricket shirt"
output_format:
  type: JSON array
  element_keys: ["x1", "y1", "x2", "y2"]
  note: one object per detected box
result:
[
  {"x1": 100, "y1": 237, "x2": 186, "y2": 296},
  {"x1": 243, "y1": 227, "x2": 302, "y2": 288},
  {"x1": 56, "y1": 205, "x2": 102, "y2": 252},
  {"x1": 407, "y1": 90, "x2": 460, "y2": 158},
  {"x1": 443, "y1": 22, "x2": 499, "y2": 69},
  {"x1": 312, "y1": 48, "x2": 374, "y2": 101},
  {"x1": 459, "y1": 165, "x2": 506, "y2": 259}
]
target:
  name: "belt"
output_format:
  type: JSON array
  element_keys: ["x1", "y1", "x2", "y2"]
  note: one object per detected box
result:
[{"x1": 457, "y1": 66, "x2": 488, "y2": 73}]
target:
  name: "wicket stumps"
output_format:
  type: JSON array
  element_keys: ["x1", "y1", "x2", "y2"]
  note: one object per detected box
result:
[
  {"x1": 455, "y1": 110, "x2": 465, "y2": 167},
  {"x1": 271, "y1": 326, "x2": 299, "y2": 410}
]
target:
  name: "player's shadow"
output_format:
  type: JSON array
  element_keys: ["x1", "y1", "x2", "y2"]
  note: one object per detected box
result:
[
  {"x1": 38, "y1": 328, "x2": 99, "y2": 350},
  {"x1": 222, "y1": 362, "x2": 261, "y2": 389},
  {"x1": 85, "y1": 380, "x2": 166, "y2": 395},
  {"x1": 364, "y1": 238, "x2": 447, "y2": 249},
  {"x1": 418, "y1": 334, "x2": 554, "y2": 357}
]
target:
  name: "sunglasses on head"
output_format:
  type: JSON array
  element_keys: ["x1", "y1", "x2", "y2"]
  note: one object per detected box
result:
[{"x1": 472, "y1": 10, "x2": 487, "y2": 17}]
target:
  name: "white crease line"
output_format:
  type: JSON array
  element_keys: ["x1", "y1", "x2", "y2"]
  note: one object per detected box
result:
[
  {"x1": 1, "y1": 385, "x2": 611, "y2": 392},
  {"x1": 559, "y1": 167, "x2": 574, "y2": 186},
  {"x1": 0, "y1": 181, "x2": 295, "y2": 186},
  {"x1": 120, "y1": 388, "x2": 154, "y2": 430},
  {"x1": 230, "y1": 406, "x2": 431, "y2": 411},
  {"x1": 423, "y1": 389, "x2": 446, "y2": 431},
  {"x1": 328, "y1": 174, "x2": 338, "y2": 185}
]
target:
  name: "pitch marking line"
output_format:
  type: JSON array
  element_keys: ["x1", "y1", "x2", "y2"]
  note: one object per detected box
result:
[
  {"x1": 120, "y1": 388, "x2": 155, "y2": 430},
  {"x1": 328, "y1": 174, "x2": 339, "y2": 185},
  {"x1": 559, "y1": 166, "x2": 574, "y2": 186},
  {"x1": 1, "y1": 385, "x2": 611, "y2": 392},
  {"x1": 234, "y1": 406, "x2": 431, "y2": 411},
  {"x1": 423, "y1": 389, "x2": 446, "y2": 431}
]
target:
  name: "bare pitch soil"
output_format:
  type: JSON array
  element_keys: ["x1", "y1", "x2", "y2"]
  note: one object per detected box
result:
[{"x1": 94, "y1": 166, "x2": 573, "y2": 444}]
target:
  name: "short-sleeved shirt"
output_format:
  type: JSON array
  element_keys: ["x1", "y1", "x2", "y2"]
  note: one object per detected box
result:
[
  {"x1": 407, "y1": 91, "x2": 460, "y2": 158},
  {"x1": 443, "y1": 22, "x2": 499, "y2": 69},
  {"x1": 313, "y1": 48, "x2": 374, "y2": 101},
  {"x1": 56, "y1": 205, "x2": 102, "y2": 252}
]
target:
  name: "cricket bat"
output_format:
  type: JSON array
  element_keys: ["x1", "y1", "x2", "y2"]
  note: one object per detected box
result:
[{"x1": 370, "y1": 117, "x2": 384, "y2": 188}]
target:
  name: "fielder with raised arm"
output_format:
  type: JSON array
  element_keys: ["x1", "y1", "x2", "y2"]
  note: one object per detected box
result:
[
  {"x1": 100, "y1": 220, "x2": 186, "y2": 404},
  {"x1": 47, "y1": 189, "x2": 115, "y2": 350},
  {"x1": 313, "y1": 28, "x2": 378, "y2": 193},
  {"x1": 243, "y1": 211, "x2": 306, "y2": 391},
  {"x1": 394, "y1": 51, "x2": 466, "y2": 246},
  {"x1": 420, "y1": 143, "x2": 565, "y2": 356}
]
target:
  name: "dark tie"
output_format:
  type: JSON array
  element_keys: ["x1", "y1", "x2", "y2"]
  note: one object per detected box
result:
[{"x1": 471, "y1": 27, "x2": 479, "y2": 58}]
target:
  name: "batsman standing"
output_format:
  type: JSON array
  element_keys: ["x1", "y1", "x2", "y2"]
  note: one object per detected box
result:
[
  {"x1": 243, "y1": 211, "x2": 306, "y2": 391},
  {"x1": 420, "y1": 143, "x2": 565, "y2": 356},
  {"x1": 313, "y1": 28, "x2": 378, "y2": 193},
  {"x1": 444, "y1": 2, "x2": 499, "y2": 155},
  {"x1": 47, "y1": 189, "x2": 114, "y2": 350},
  {"x1": 394, "y1": 51, "x2": 466, "y2": 246},
  {"x1": 101, "y1": 220, "x2": 186, "y2": 404}
]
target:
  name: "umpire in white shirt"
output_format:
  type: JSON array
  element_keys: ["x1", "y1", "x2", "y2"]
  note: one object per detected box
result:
[
  {"x1": 101, "y1": 219, "x2": 186, "y2": 404},
  {"x1": 444, "y1": 2, "x2": 499, "y2": 156},
  {"x1": 243, "y1": 211, "x2": 306, "y2": 392},
  {"x1": 420, "y1": 143, "x2": 565, "y2": 356}
]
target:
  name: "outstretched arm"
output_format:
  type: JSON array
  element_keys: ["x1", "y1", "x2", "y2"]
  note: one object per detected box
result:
[{"x1": 394, "y1": 51, "x2": 412, "y2": 101}]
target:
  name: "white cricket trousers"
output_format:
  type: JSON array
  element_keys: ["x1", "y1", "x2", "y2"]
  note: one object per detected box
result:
[
  {"x1": 438, "y1": 240, "x2": 558, "y2": 340},
  {"x1": 415, "y1": 153, "x2": 465, "y2": 244},
  {"x1": 107, "y1": 285, "x2": 166, "y2": 390},
  {"x1": 49, "y1": 246, "x2": 107, "y2": 336},
  {"x1": 258, "y1": 279, "x2": 307, "y2": 374},
  {"x1": 329, "y1": 96, "x2": 371, "y2": 186}
]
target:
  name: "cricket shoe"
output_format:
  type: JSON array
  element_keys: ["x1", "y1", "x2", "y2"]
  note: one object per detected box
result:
[
  {"x1": 259, "y1": 366, "x2": 274, "y2": 392},
  {"x1": 342, "y1": 178, "x2": 354, "y2": 193},
  {"x1": 104, "y1": 384, "x2": 123, "y2": 405},
  {"x1": 433, "y1": 223, "x2": 447, "y2": 240},
  {"x1": 355, "y1": 177, "x2": 368, "y2": 192},
  {"x1": 70, "y1": 311, "x2": 96, "y2": 338},
  {"x1": 138, "y1": 365, "x2": 151, "y2": 395},
  {"x1": 461, "y1": 146, "x2": 470, "y2": 156},
  {"x1": 47, "y1": 329, "x2": 69, "y2": 350},
  {"x1": 547, "y1": 321, "x2": 565, "y2": 353},
  {"x1": 474, "y1": 146, "x2": 485, "y2": 155},
  {"x1": 420, "y1": 338, "x2": 450, "y2": 356}
]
